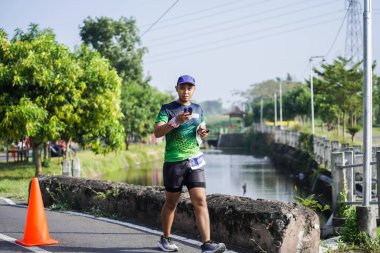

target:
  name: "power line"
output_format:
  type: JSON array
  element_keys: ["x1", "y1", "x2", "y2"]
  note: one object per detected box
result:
[
  {"x1": 144, "y1": 16, "x2": 343, "y2": 64},
  {"x1": 324, "y1": 1, "x2": 351, "y2": 59},
  {"x1": 147, "y1": 0, "x2": 338, "y2": 48},
  {"x1": 147, "y1": 10, "x2": 344, "y2": 60},
  {"x1": 140, "y1": 0, "x2": 247, "y2": 27},
  {"x1": 142, "y1": 0, "x2": 273, "y2": 33},
  {"x1": 140, "y1": 0, "x2": 180, "y2": 38}
]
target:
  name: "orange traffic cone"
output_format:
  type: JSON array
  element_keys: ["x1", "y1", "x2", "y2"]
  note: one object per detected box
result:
[{"x1": 16, "y1": 178, "x2": 59, "y2": 247}]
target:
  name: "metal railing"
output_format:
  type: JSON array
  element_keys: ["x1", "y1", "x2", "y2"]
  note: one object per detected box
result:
[{"x1": 331, "y1": 151, "x2": 380, "y2": 218}]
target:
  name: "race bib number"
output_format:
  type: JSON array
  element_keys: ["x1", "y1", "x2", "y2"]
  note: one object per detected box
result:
[{"x1": 189, "y1": 153, "x2": 206, "y2": 170}]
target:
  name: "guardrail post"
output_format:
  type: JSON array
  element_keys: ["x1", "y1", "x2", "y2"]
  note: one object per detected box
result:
[
  {"x1": 332, "y1": 152, "x2": 345, "y2": 217},
  {"x1": 72, "y1": 158, "x2": 81, "y2": 177},
  {"x1": 345, "y1": 151, "x2": 354, "y2": 202},
  {"x1": 62, "y1": 159, "x2": 71, "y2": 176}
]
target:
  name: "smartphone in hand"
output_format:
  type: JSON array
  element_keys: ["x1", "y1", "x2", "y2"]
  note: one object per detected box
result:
[{"x1": 184, "y1": 107, "x2": 193, "y2": 115}]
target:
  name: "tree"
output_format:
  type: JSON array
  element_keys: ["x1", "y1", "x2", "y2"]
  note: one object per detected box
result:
[
  {"x1": 312, "y1": 57, "x2": 363, "y2": 135},
  {"x1": 0, "y1": 24, "x2": 125, "y2": 175},
  {"x1": 73, "y1": 45, "x2": 124, "y2": 154},
  {"x1": 80, "y1": 16, "x2": 145, "y2": 84},
  {"x1": 121, "y1": 82, "x2": 172, "y2": 148},
  {"x1": 79, "y1": 16, "x2": 172, "y2": 147},
  {"x1": 0, "y1": 25, "x2": 81, "y2": 175},
  {"x1": 282, "y1": 85, "x2": 310, "y2": 124}
]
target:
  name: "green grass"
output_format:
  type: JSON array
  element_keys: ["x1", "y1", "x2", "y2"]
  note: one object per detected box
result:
[
  {"x1": 0, "y1": 162, "x2": 61, "y2": 200},
  {"x1": 0, "y1": 143, "x2": 165, "y2": 201}
]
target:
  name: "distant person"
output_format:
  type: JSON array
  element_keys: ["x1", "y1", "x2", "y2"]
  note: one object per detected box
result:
[
  {"x1": 154, "y1": 75, "x2": 226, "y2": 253},
  {"x1": 242, "y1": 183, "x2": 247, "y2": 195}
]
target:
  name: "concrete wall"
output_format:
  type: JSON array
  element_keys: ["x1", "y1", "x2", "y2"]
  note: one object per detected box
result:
[{"x1": 39, "y1": 176, "x2": 320, "y2": 253}]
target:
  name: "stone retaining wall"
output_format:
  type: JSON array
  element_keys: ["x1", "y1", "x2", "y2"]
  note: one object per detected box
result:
[{"x1": 39, "y1": 176, "x2": 320, "y2": 253}]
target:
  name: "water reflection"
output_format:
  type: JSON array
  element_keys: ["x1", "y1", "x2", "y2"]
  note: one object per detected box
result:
[
  {"x1": 204, "y1": 149, "x2": 298, "y2": 202},
  {"x1": 103, "y1": 148, "x2": 299, "y2": 202}
]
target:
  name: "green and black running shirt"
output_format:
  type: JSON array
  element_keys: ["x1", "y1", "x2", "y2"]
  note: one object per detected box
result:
[{"x1": 155, "y1": 101, "x2": 205, "y2": 162}]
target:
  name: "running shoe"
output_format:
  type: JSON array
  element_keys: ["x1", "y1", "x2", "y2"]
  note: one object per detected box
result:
[
  {"x1": 201, "y1": 240, "x2": 226, "y2": 253},
  {"x1": 157, "y1": 235, "x2": 179, "y2": 252}
]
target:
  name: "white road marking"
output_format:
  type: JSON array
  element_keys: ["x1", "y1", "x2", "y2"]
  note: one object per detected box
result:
[
  {"x1": 0, "y1": 197, "x2": 16, "y2": 205},
  {"x1": 0, "y1": 233, "x2": 52, "y2": 253}
]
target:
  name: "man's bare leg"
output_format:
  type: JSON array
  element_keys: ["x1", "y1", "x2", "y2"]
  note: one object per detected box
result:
[
  {"x1": 189, "y1": 187, "x2": 210, "y2": 242},
  {"x1": 161, "y1": 191, "x2": 181, "y2": 237}
]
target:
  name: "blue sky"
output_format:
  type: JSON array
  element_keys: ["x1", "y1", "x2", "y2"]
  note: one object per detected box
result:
[{"x1": 1, "y1": 0, "x2": 379, "y2": 107}]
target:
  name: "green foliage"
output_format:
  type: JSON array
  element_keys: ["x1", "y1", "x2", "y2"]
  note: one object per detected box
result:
[
  {"x1": 74, "y1": 45, "x2": 124, "y2": 154},
  {"x1": 121, "y1": 82, "x2": 172, "y2": 142},
  {"x1": 80, "y1": 16, "x2": 145, "y2": 83},
  {"x1": 347, "y1": 126, "x2": 361, "y2": 143},
  {"x1": 312, "y1": 57, "x2": 363, "y2": 133},
  {"x1": 337, "y1": 206, "x2": 380, "y2": 252},
  {"x1": 80, "y1": 16, "x2": 172, "y2": 143},
  {"x1": 0, "y1": 24, "x2": 126, "y2": 175},
  {"x1": 294, "y1": 194, "x2": 330, "y2": 213},
  {"x1": 298, "y1": 132, "x2": 314, "y2": 155}
]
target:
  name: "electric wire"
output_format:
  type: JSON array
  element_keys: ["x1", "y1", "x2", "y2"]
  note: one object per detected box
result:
[
  {"x1": 145, "y1": 16, "x2": 343, "y2": 64},
  {"x1": 140, "y1": 0, "x2": 180, "y2": 38},
  {"x1": 324, "y1": 0, "x2": 351, "y2": 59},
  {"x1": 147, "y1": 10, "x2": 344, "y2": 60},
  {"x1": 139, "y1": 0, "x2": 247, "y2": 27},
  {"x1": 142, "y1": 0, "x2": 274, "y2": 33},
  {"x1": 147, "y1": 0, "x2": 339, "y2": 48}
]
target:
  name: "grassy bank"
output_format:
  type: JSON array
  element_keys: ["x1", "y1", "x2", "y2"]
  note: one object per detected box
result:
[{"x1": 0, "y1": 144, "x2": 164, "y2": 201}]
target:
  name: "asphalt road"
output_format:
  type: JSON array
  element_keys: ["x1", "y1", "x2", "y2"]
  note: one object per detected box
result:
[{"x1": 0, "y1": 198, "x2": 234, "y2": 253}]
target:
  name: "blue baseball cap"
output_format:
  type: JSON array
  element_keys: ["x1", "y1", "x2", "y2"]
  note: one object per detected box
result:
[{"x1": 177, "y1": 75, "x2": 195, "y2": 86}]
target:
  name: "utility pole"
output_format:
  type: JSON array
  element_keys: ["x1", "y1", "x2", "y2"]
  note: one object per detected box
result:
[
  {"x1": 357, "y1": 0, "x2": 376, "y2": 238},
  {"x1": 279, "y1": 81, "x2": 283, "y2": 129},
  {"x1": 362, "y1": 0, "x2": 373, "y2": 209},
  {"x1": 274, "y1": 92, "x2": 277, "y2": 127},
  {"x1": 260, "y1": 97, "x2": 263, "y2": 131},
  {"x1": 309, "y1": 56, "x2": 324, "y2": 135}
]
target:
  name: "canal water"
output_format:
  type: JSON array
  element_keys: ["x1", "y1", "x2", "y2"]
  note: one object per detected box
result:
[{"x1": 110, "y1": 148, "x2": 301, "y2": 202}]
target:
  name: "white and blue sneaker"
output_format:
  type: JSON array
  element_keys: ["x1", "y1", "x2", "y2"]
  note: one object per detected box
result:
[
  {"x1": 201, "y1": 241, "x2": 226, "y2": 253},
  {"x1": 158, "y1": 235, "x2": 179, "y2": 252}
]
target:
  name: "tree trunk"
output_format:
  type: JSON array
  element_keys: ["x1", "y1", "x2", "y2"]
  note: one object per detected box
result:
[
  {"x1": 125, "y1": 137, "x2": 129, "y2": 150},
  {"x1": 43, "y1": 142, "x2": 49, "y2": 161},
  {"x1": 32, "y1": 145, "x2": 42, "y2": 176},
  {"x1": 343, "y1": 111, "x2": 346, "y2": 139},
  {"x1": 337, "y1": 114, "x2": 341, "y2": 136}
]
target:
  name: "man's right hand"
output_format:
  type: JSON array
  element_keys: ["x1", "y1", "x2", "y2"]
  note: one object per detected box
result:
[{"x1": 176, "y1": 111, "x2": 192, "y2": 124}]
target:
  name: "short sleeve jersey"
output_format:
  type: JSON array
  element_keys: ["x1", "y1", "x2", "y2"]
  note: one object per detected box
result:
[{"x1": 155, "y1": 101, "x2": 205, "y2": 162}]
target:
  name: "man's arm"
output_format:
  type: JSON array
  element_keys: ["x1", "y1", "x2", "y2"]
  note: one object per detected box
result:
[
  {"x1": 154, "y1": 112, "x2": 192, "y2": 138},
  {"x1": 154, "y1": 122, "x2": 174, "y2": 138}
]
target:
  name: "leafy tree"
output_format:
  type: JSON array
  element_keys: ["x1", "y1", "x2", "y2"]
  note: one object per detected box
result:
[
  {"x1": 121, "y1": 82, "x2": 172, "y2": 148},
  {"x1": 79, "y1": 16, "x2": 172, "y2": 147},
  {"x1": 312, "y1": 57, "x2": 363, "y2": 135},
  {"x1": 0, "y1": 24, "x2": 125, "y2": 175},
  {"x1": 282, "y1": 85, "x2": 310, "y2": 124},
  {"x1": 73, "y1": 45, "x2": 124, "y2": 154},
  {"x1": 80, "y1": 16, "x2": 145, "y2": 84},
  {"x1": 0, "y1": 25, "x2": 81, "y2": 175}
]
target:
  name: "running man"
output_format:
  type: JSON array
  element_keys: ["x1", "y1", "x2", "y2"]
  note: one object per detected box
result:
[{"x1": 154, "y1": 75, "x2": 226, "y2": 253}]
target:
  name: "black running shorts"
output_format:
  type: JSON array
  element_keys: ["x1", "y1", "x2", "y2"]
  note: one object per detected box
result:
[{"x1": 163, "y1": 159, "x2": 206, "y2": 192}]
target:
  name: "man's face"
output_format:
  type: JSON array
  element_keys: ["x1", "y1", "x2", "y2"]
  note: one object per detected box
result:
[{"x1": 176, "y1": 83, "x2": 195, "y2": 103}]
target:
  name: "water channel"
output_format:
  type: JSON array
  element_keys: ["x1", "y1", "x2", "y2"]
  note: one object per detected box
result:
[{"x1": 105, "y1": 148, "x2": 302, "y2": 202}]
